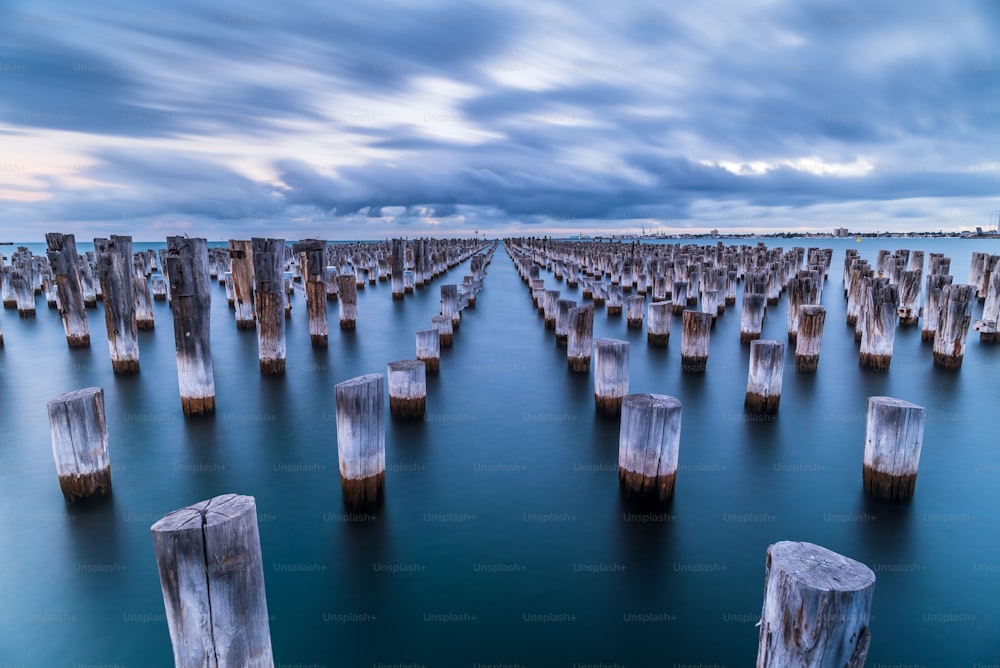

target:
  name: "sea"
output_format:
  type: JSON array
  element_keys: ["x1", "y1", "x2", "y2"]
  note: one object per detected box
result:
[{"x1": 1, "y1": 237, "x2": 999, "y2": 667}]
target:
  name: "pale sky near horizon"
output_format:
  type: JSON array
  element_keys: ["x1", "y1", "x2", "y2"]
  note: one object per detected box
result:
[{"x1": 1, "y1": 0, "x2": 999, "y2": 241}]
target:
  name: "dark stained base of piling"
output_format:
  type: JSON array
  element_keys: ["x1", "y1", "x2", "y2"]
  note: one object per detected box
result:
[
  {"x1": 58, "y1": 467, "x2": 112, "y2": 503},
  {"x1": 920, "y1": 330, "x2": 935, "y2": 342},
  {"x1": 3, "y1": 300, "x2": 15, "y2": 309},
  {"x1": 859, "y1": 353, "x2": 891, "y2": 371},
  {"x1": 236, "y1": 319, "x2": 255, "y2": 330},
  {"x1": 260, "y1": 359, "x2": 286, "y2": 375},
  {"x1": 854, "y1": 330, "x2": 863, "y2": 342},
  {"x1": 390, "y1": 396, "x2": 426, "y2": 419},
  {"x1": 18, "y1": 309, "x2": 35, "y2": 319},
  {"x1": 619, "y1": 467, "x2": 676, "y2": 502},
  {"x1": 111, "y1": 359, "x2": 140, "y2": 375},
  {"x1": 744, "y1": 393, "x2": 780, "y2": 415},
  {"x1": 439, "y1": 334, "x2": 453, "y2": 347},
  {"x1": 899, "y1": 317, "x2": 919, "y2": 326},
  {"x1": 681, "y1": 356, "x2": 707, "y2": 373},
  {"x1": 405, "y1": 286, "x2": 414, "y2": 294},
  {"x1": 567, "y1": 280, "x2": 578, "y2": 288},
  {"x1": 787, "y1": 332, "x2": 797, "y2": 343},
  {"x1": 725, "y1": 297, "x2": 736, "y2": 306},
  {"x1": 594, "y1": 395, "x2": 623, "y2": 416},
  {"x1": 767, "y1": 297, "x2": 779, "y2": 306},
  {"x1": 932, "y1": 352, "x2": 963, "y2": 370},
  {"x1": 647, "y1": 333, "x2": 669, "y2": 345},
  {"x1": 544, "y1": 318, "x2": 555, "y2": 329},
  {"x1": 341, "y1": 472, "x2": 385, "y2": 509},
  {"x1": 340, "y1": 319, "x2": 356, "y2": 330},
  {"x1": 419, "y1": 357, "x2": 440, "y2": 372},
  {"x1": 607, "y1": 306, "x2": 622, "y2": 316},
  {"x1": 593, "y1": 297, "x2": 605, "y2": 306},
  {"x1": 626, "y1": 318, "x2": 643, "y2": 328},
  {"x1": 671, "y1": 305, "x2": 685, "y2": 315},
  {"x1": 555, "y1": 334, "x2": 567, "y2": 346},
  {"x1": 153, "y1": 294, "x2": 166, "y2": 302},
  {"x1": 311, "y1": 334, "x2": 328, "y2": 348},
  {"x1": 181, "y1": 395, "x2": 216, "y2": 416},
  {"x1": 740, "y1": 331, "x2": 761, "y2": 343},
  {"x1": 863, "y1": 465, "x2": 916, "y2": 502},
  {"x1": 846, "y1": 315, "x2": 857, "y2": 326},
  {"x1": 67, "y1": 334, "x2": 90, "y2": 348},
  {"x1": 392, "y1": 292, "x2": 405, "y2": 300},
  {"x1": 569, "y1": 356, "x2": 590, "y2": 373},
  {"x1": 795, "y1": 355, "x2": 819, "y2": 372},
  {"x1": 582, "y1": 290, "x2": 592, "y2": 299},
  {"x1": 137, "y1": 320, "x2": 154, "y2": 330},
  {"x1": 84, "y1": 298, "x2": 97, "y2": 308},
  {"x1": 981, "y1": 332, "x2": 999, "y2": 343}
]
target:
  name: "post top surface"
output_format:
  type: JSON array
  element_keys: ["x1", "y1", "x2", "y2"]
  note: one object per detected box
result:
[
  {"x1": 150, "y1": 493, "x2": 255, "y2": 533},
  {"x1": 767, "y1": 541, "x2": 875, "y2": 591}
]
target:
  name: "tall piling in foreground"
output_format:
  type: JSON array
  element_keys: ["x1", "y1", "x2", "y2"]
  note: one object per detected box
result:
[
  {"x1": 897, "y1": 269, "x2": 922, "y2": 325},
  {"x1": 133, "y1": 259, "x2": 155, "y2": 330},
  {"x1": 337, "y1": 274, "x2": 358, "y2": 330},
  {"x1": 166, "y1": 237, "x2": 215, "y2": 415},
  {"x1": 933, "y1": 283, "x2": 975, "y2": 369},
  {"x1": 567, "y1": 304, "x2": 594, "y2": 372},
  {"x1": 593, "y1": 338, "x2": 629, "y2": 416},
  {"x1": 335, "y1": 374, "x2": 386, "y2": 508},
  {"x1": 795, "y1": 305, "x2": 826, "y2": 372},
  {"x1": 618, "y1": 394, "x2": 681, "y2": 502},
  {"x1": 95, "y1": 236, "x2": 139, "y2": 374},
  {"x1": 756, "y1": 541, "x2": 875, "y2": 667},
  {"x1": 432, "y1": 315, "x2": 453, "y2": 347},
  {"x1": 416, "y1": 329, "x2": 440, "y2": 372},
  {"x1": 681, "y1": 310, "x2": 712, "y2": 372},
  {"x1": 921, "y1": 273, "x2": 953, "y2": 342},
  {"x1": 292, "y1": 240, "x2": 328, "y2": 347},
  {"x1": 441, "y1": 284, "x2": 460, "y2": 327},
  {"x1": 858, "y1": 278, "x2": 898, "y2": 371},
  {"x1": 555, "y1": 298, "x2": 576, "y2": 346},
  {"x1": 745, "y1": 340, "x2": 784, "y2": 414},
  {"x1": 251, "y1": 238, "x2": 286, "y2": 375},
  {"x1": 388, "y1": 360, "x2": 426, "y2": 420},
  {"x1": 45, "y1": 233, "x2": 90, "y2": 347},
  {"x1": 543, "y1": 289, "x2": 560, "y2": 329},
  {"x1": 863, "y1": 396, "x2": 925, "y2": 502},
  {"x1": 228, "y1": 240, "x2": 255, "y2": 330},
  {"x1": 151, "y1": 493, "x2": 273, "y2": 668},
  {"x1": 47, "y1": 387, "x2": 111, "y2": 502},
  {"x1": 740, "y1": 293, "x2": 765, "y2": 343},
  {"x1": 647, "y1": 301, "x2": 671, "y2": 345}
]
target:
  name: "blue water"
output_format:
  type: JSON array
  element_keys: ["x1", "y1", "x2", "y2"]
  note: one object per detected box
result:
[{"x1": 1, "y1": 238, "x2": 999, "y2": 667}]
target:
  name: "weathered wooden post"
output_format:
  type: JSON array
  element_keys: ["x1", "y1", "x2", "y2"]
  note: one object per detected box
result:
[
  {"x1": 45, "y1": 233, "x2": 90, "y2": 347},
  {"x1": 165, "y1": 237, "x2": 215, "y2": 415},
  {"x1": 133, "y1": 259, "x2": 155, "y2": 330},
  {"x1": 618, "y1": 394, "x2": 681, "y2": 502},
  {"x1": 441, "y1": 284, "x2": 460, "y2": 328},
  {"x1": 921, "y1": 273, "x2": 953, "y2": 342},
  {"x1": 432, "y1": 315, "x2": 453, "y2": 347},
  {"x1": 896, "y1": 269, "x2": 922, "y2": 325},
  {"x1": 543, "y1": 289, "x2": 560, "y2": 329},
  {"x1": 151, "y1": 493, "x2": 274, "y2": 668},
  {"x1": 626, "y1": 295, "x2": 645, "y2": 328},
  {"x1": 756, "y1": 541, "x2": 875, "y2": 667},
  {"x1": 681, "y1": 310, "x2": 711, "y2": 372},
  {"x1": 745, "y1": 340, "x2": 784, "y2": 414},
  {"x1": 607, "y1": 284, "x2": 624, "y2": 316},
  {"x1": 47, "y1": 387, "x2": 111, "y2": 502},
  {"x1": 228, "y1": 240, "x2": 255, "y2": 330},
  {"x1": 292, "y1": 240, "x2": 328, "y2": 347},
  {"x1": 416, "y1": 329, "x2": 440, "y2": 372},
  {"x1": 387, "y1": 360, "x2": 426, "y2": 419},
  {"x1": 671, "y1": 281, "x2": 688, "y2": 314},
  {"x1": 933, "y1": 283, "x2": 975, "y2": 369},
  {"x1": 795, "y1": 305, "x2": 826, "y2": 372},
  {"x1": 647, "y1": 301, "x2": 671, "y2": 345},
  {"x1": 555, "y1": 298, "x2": 576, "y2": 346},
  {"x1": 337, "y1": 274, "x2": 358, "y2": 330},
  {"x1": 95, "y1": 236, "x2": 140, "y2": 374},
  {"x1": 252, "y1": 238, "x2": 286, "y2": 375},
  {"x1": 975, "y1": 269, "x2": 1000, "y2": 342},
  {"x1": 391, "y1": 239, "x2": 405, "y2": 300},
  {"x1": 335, "y1": 374, "x2": 386, "y2": 508},
  {"x1": 863, "y1": 396, "x2": 925, "y2": 502},
  {"x1": 11, "y1": 262, "x2": 35, "y2": 318},
  {"x1": 858, "y1": 278, "x2": 898, "y2": 371},
  {"x1": 151, "y1": 275, "x2": 167, "y2": 301},
  {"x1": 740, "y1": 292, "x2": 766, "y2": 343},
  {"x1": 567, "y1": 304, "x2": 594, "y2": 372},
  {"x1": 324, "y1": 266, "x2": 339, "y2": 301},
  {"x1": 593, "y1": 338, "x2": 629, "y2": 416}
]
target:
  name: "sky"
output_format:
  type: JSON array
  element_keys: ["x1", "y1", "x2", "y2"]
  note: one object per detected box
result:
[{"x1": 1, "y1": 0, "x2": 999, "y2": 240}]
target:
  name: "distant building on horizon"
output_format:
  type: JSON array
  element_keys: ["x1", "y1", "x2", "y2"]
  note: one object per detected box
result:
[{"x1": 834, "y1": 227, "x2": 850, "y2": 237}]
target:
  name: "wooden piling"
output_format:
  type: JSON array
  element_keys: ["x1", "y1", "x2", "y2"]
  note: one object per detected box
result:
[
  {"x1": 151, "y1": 493, "x2": 274, "y2": 667},
  {"x1": 166, "y1": 237, "x2": 216, "y2": 415},
  {"x1": 441, "y1": 284, "x2": 460, "y2": 328},
  {"x1": 47, "y1": 387, "x2": 111, "y2": 502},
  {"x1": 133, "y1": 259, "x2": 155, "y2": 330},
  {"x1": 618, "y1": 394, "x2": 682, "y2": 502},
  {"x1": 626, "y1": 295, "x2": 645, "y2": 328},
  {"x1": 151, "y1": 275, "x2": 167, "y2": 301},
  {"x1": 745, "y1": 340, "x2": 784, "y2": 414},
  {"x1": 896, "y1": 269, "x2": 922, "y2": 325},
  {"x1": 670, "y1": 281, "x2": 687, "y2": 314},
  {"x1": 921, "y1": 273, "x2": 953, "y2": 342},
  {"x1": 95, "y1": 236, "x2": 140, "y2": 374},
  {"x1": 251, "y1": 238, "x2": 286, "y2": 375},
  {"x1": 45, "y1": 233, "x2": 90, "y2": 347},
  {"x1": 387, "y1": 360, "x2": 426, "y2": 419},
  {"x1": 795, "y1": 305, "x2": 826, "y2": 372},
  {"x1": 11, "y1": 263, "x2": 35, "y2": 318},
  {"x1": 292, "y1": 240, "x2": 328, "y2": 347},
  {"x1": 680, "y1": 310, "x2": 711, "y2": 372},
  {"x1": 335, "y1": 374, "x2": 386, "y2": 508},
  {"x1": 337, "y1": 274, "x2": 358, "y2": 330},
  {"x1": 756, "y1": 541, "x2": 875, "y2": 667},
  {"x1": 593, "y1": 338, "x2": 629, "y2": 416},
  {"x1": 555, "y1": 298, "x2": 576, "y2": 346},
  {"x1": 740, "y1": 292, "x2": 765, "y2": 343},
  {"x1": 862, "y1": 396, "x2": 925, "y2": 502},
  {"x1": 606, "y1": 284, "x2": 624, "y2": 316},
  {"x1": 416, "y1": 329, "x2": 440, "y2": 372},
  {"x1": 933, "y1": 283, "x2": 975, "y2": 369},
  {"x1": 543, "y1": 289, "x2": 560, "y2": 329},
  {"x1": 567, "y1": 304, "x2": 595, "y2": 372},
  {"x1": 858, "y1": 278, "x2": 898, "y2": 371},
  {"x1": 975, "y1": 269, "x2": 1000, "y2": 342},
  {"x1": 391, "y1": 239, "x2": 405, "y2": 300},
  {"x1": 228, "y1": 240, "x2": 255, "y2": 329},
  {"x1": 647, "y1": 301, "x2": 671, "y2": 345}
]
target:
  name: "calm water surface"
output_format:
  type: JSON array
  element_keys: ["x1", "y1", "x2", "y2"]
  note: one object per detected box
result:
[{"x1": 1, "y1": 238, "x2": 999, "y2": 666}]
